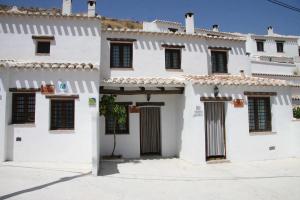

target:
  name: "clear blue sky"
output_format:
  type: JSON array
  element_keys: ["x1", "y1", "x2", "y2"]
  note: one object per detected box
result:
[{"x1": 0, "y1": 0, "x2": 299, "y2": 35}]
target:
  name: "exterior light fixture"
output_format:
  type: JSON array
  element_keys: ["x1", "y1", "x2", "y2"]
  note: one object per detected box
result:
[
  {"x1": 147, "y1": 94, "x2": 151, "y2": 101},
  {"x1": 214, "y1": 86, "x2": 219, "y2": 97}
]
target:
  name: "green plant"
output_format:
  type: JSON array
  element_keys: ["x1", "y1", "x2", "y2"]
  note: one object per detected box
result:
[
  {"x1": 100, "y1": 95, "x2": 126, "y2": 156},
  {"x1": 293, "y1": 107, "x2": 300, "y2": 119}
]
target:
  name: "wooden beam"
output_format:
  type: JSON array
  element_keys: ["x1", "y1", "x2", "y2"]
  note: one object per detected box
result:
[
  {"x1": 9, "y1": 88, "x2": 41, "y2": 93},
  {"x1": 157, "y1": 87, "x2": 165, "y2": 91},
  {"x1": 161, "y1": 44, "x2": 185, "y2": 49},
  {"x1": 107, "y1": 38, "x2": 137, "y2": 42},
  {"x1": 45, "y1": 95, "x2": 79, "y2": 99},
  {"x1": 101, "y1": 88, "x2": 184, "y2": 95},
  {"x1": 136, "y1": 102, "x2": 165, "y2": 106},
  {"x1": 244, "y1": 92, "x2": 277, "y2": 96},
  {"x1": 208, "y1": 46, "x2": 232, "y2": 51},
  {"x1": 200, "y1": 97, "x2": 232, "y2": 101},
  {"x1": 32, "y1": 35, "x2": 55, "y2": 40}
]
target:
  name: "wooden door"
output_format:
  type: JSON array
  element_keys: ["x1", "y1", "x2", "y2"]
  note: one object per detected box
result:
[{"x1": 140, "y1": 107, "x2": 161, "y2": 155}]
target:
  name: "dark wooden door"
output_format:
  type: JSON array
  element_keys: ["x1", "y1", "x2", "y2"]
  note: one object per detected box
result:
[
  {"x1": 140, "y1": 107, "x2": 161, "y2": 155},
  {"x1": 205, "y1": 102, "x2": 226, "y2": 160}
]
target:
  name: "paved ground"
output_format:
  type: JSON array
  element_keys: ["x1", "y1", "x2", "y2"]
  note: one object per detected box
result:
[{"x1": 1, "y1": 158, "x2": 300, "y2": 200}]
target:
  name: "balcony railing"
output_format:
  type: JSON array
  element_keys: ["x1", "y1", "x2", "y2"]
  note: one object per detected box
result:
[{"x1": 259, "y1": 56, "x2": 294, "y2": 64}]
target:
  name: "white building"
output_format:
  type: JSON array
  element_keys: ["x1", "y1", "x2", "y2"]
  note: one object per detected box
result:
[
  {"x1": 0, "y1": 0, "x2": 101, "y2": 174},
  {"x1": 0, "y1": 1, "x2": 300, "y2": 175},
  {"x1": 243, "y1": 27, "x2": 300, "y2": 105}
]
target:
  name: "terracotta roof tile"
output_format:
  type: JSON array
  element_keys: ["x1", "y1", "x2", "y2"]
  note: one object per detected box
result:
[
  {"x1": 183, "y1": 74, "x2": 290, "y2": 87},
  {"x1": 102, "y1": 77, "x2": 185, "y2": 87},
  {"x1": 0, "y1": 60, "x2": 99, "y2": 70}
]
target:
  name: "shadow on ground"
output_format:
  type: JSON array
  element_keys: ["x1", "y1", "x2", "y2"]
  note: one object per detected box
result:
[{"x1": 0, "y1": 172, "x2": 91, "y2": 200}]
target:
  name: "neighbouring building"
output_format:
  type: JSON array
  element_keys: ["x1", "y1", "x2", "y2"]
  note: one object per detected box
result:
[
  {"x1": 243, "y1": 27, "x2": 300, "y2": 105},
  {"x1": 0, "y1": 0, "x2": 300, "y2": 175},
  {"x1": 0, "y1": 0, "x2": 101, "y2": 174}
]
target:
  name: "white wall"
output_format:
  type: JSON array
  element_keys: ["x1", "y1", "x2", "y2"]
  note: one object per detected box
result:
[
  {"x1": 5, "y1": 69, "x2": 99, "y2": 164},
  {"x1": 0, "y1": 68, "x2": 9, "y2": 161},
  {"x1": 0, "y1": 15, "x2": 101, "y2": 64},
  {"x1": 179, "y1": 83, "x2": 294, "y2": 164},
  {"x1": 100, "y1": 31, "x2": 250, "y2": 79},
  {"x1": 100, "y1": 94, "x2": 181, "y2": 158},
  {"x1": 246, "y1": 36, "x2": 299, "y2": 57},
  {"x1": 251, "y1": 61, "x2": 297, "y2": 75}
]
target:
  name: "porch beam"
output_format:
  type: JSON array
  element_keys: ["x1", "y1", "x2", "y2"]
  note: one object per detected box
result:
[
  {"x1": 157, "y1": 87, "x2": 165, "y2": 91},
  {"x1": 200, "y1": 97, "x2": 232, "y2": 101},
  {"x1": 244, "y1": 92, "x2": 277, "y2": 96},
  {"x1": 100, "y1": 88, "x2": 184, "y2": 95},
  {"x1": 136, "y1": 102, "x2": 165, "y2": 106}
]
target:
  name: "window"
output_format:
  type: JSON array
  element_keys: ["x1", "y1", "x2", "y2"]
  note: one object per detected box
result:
[
  {"x1": 12, "y1": 93, "x2": 36, "y2": 124},
  {"x1": 36, "y1": 41, "x2": 51, "y2": 54},
  {"x1": 165, "y1": 49, "x2": 181, "y2": 69},
  {"x1": 298, "y1": 47, "x2": 300, "y2": 56},
  {"x1": 276, "y1": 41, "x2": 284, "y2": 53},
  {"x1": 256, "y1": 41, "x2": 264, "y2": 52},
  {"x1": 110, "y1": 43, "x2": 133, "y2": 68},
  {"x1": 211, "y1": 51, "x2": 228, "y2": 73},
  {"x1": 248, "y1": 97, "x2": 272, "y2": 132},
  {"x1": 51, "y1": 100, "x2": 75, "y2": 130},
  {"x1": 105, "y1": 103, "x2": 129, "y2": 134}
]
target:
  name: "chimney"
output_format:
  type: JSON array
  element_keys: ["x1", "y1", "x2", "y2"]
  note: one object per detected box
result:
[
  {"x1": 62, "y1": 0, "x2": 72, "y2": 15},
  {"x1": 185, "y1": 12, "x2": 195, "y2": 34},
  {"x1": 267, "y1": 26, "x2": 274, "y2": 35},
  {"x1": 212, "y1": 24, "x2": 219, "y2": 32},
  {"x1": 88, "y1": 0, "x2": 96, "y2": 17}
]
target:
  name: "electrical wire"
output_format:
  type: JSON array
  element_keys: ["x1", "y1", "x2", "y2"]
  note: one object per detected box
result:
[{"x1": 266, "y1": 0, "x2": 300, "y2": 13}]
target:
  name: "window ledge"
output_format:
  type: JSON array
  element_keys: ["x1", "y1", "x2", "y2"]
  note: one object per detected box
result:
[
  {"x1": 105, "y1": 133, "x2": 130, "y2": 135},
  {"x1": 110, "y1": 67, "x2": 134, "y2": 71},
  {"x1": 165, "y1": 68, "x2": 183, "y2": 72},
  {"x1": 9, "y1": 123, "x2": 36, "y2": 128},
  {"x1": 49, "y1": 130, "x2": 75, "y2": 134},
  {"x1": 250, "y1": 131, "x2": 276, "y2": 136}
]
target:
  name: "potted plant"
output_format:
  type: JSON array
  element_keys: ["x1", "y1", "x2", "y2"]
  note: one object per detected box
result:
[
  {"x1": 100, "y1": 95, "x2": 126, "y2": 159},
  {"x1": 293, "y1": 107, "x2": 300, "y2": 119}
]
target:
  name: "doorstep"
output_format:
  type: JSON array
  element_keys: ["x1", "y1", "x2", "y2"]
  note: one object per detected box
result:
[{"x1": 206, "y1": 159, "x2": 231, "y2": 164}]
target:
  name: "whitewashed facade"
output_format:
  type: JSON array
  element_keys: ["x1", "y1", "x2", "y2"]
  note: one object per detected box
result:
[
  {"x1": 0, "y1": 1, "x2": 101, "y2": 174},
  {"x1": 0, "y1": 0, "x2": 300, "y2": 175}
]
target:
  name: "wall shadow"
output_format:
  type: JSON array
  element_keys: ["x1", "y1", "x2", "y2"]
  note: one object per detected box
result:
[{"x1": 0, "y1": 172, "x2": 91, "y2": 200}]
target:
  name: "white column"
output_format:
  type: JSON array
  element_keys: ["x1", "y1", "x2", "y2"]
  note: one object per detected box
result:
[
  {"x1": 91, "y1": 110, "x2": 100, "y2": 175},
  {"x1": 0, "y1": 68, "x2": 10, "y2": 161}
]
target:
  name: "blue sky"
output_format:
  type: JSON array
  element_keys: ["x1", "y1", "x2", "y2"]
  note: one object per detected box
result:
[{"x1": 0, "y1": 0, "x2": 299, "y2": 35}]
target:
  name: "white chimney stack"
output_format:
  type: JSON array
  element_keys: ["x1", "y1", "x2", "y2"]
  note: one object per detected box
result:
[
  {"x1": 62, "y1": 0, "x2": 72, "y2": 15},
  {"x1": 212, "y1": 24, "x2": 219, "y2": 32},
  {"x1": 267, "y1": 26, "x2": 274, "y2": 35},
  {"x1": 185, "y1": 12, "x2": 195, "y2": 34},
  {"x1": 88, "y1": 0, "x2": 96, "y2": 17}
]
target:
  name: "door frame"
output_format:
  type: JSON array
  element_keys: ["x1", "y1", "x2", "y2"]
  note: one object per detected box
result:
[
  {"x1": 204, "y1": 101, "x2": 227, "y2": 161},
  {"x1": 139, "y1": 105, "x2": 162, "y2": 156}
]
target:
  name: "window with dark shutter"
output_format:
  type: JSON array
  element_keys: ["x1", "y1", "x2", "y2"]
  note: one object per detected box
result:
[
  {"x1": 248, "y1": 97, "x2": 272, "y2": 132},
  {"x1": 36, "y1": 41, "x2": 51, "y2": 54},
  {"x1": 12, "y1": 93, "x2": 36, "y2": 124},
  {"x1": 110, "y1": 43, "x2": 133, "y2": 68},
  {"x1": 276, "y1": 41, "x2": 284, "y2": 53},
  {"x1": 50, "y1": 100, "x2": 75, "y2": 130},
  {"x1": 256, "y1": 41, "x2": 264, "y2": 52},
  {"x1": 211, "y1": 51, "x2": 228, "y2": 73},
  {"x1": 105, "y1": 103, "x2": 129, "y2": 134},
  {"x1": 165, "y1": 49, "x2": 181, "y2": 69}
]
